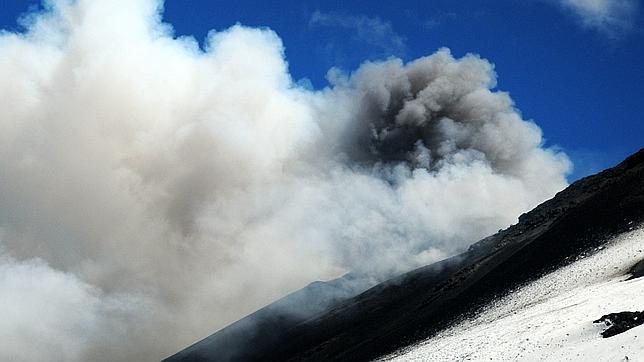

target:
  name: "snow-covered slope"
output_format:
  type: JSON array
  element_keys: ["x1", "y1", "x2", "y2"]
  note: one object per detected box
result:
[{"x1": 385, "y1": 226, "x2": 644, "y2": 361}]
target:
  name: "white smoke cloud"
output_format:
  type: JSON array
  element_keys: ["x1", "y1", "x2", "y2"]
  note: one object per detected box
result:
[
  {"x1": 0, "y1": 0, "x2": 570, "y2": 360},
  {"x1": 555, "y1": 0, "x2": 639, "y2": 36}
]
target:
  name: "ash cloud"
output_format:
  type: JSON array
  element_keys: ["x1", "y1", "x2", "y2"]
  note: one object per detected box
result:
[{"x1": 0, "y1": 0, "x2": 570, "y2": 361}]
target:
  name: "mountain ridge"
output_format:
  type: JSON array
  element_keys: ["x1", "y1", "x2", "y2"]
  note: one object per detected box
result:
[{"x1": 166, "y1": 148, "x2": 644, "y2": 361}]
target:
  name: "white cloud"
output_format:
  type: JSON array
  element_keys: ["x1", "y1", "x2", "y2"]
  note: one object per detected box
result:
[
  {"x1": 0, "y1": 0, "x2": 570, "y2": 360},
  {"x1": 556, "y1": 0, "x2": 639, "y2": 36},
  {"x1": 309, "y1": 10, "x2": 406, "y2": 57}
]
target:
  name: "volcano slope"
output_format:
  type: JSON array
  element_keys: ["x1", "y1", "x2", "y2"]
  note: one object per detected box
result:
[{"x1": 166, "y1": 148, "x2": 644, "y2": 362}]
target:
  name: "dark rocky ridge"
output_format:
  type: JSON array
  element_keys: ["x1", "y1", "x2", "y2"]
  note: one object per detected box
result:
[
  {"x1": 165, "y1": 148, "x2": 644, "y2": 362},
  {"x1": 163, "y1": 273, "x2": 370, "y2": 362},
  {"x1": 627, "y1": 258, "x2": 644, "y2": 280},
  {"x1": 594, "y1": 311, "x2": 644, "y2": 338}
]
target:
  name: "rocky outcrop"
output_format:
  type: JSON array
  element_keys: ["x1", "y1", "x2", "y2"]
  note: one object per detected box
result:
[
  {"x1": 594, "y1": 311, "x2": 644, "y2": 338},
  {"x1": 627, "y1": 258, "x2": 644, "y2": 280}
]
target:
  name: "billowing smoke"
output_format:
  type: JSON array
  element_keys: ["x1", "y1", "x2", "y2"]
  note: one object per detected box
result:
[{"x1": 0, "y1": 0, "x2": 570, "y2": 361}]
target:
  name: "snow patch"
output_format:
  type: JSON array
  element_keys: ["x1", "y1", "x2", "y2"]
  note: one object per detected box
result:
[{"x1": 384, "y1": 226, "x2": 644, "y2": 361}]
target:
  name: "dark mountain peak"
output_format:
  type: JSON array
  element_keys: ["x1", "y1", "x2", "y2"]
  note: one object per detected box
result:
[{"x1": 617, "y1": 147, "x2": 644, "y2": 171}]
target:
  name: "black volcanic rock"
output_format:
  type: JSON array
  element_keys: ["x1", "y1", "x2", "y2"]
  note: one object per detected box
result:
[
  {"x1": 627, "y1": 258, "x2": 644, "y2": 280},
  {"x1": 594, "y1": 311, "x2": 644, "y2": 338},
  {"x1": 165, "y1": 148, "x2": 644, "y2": 362}
]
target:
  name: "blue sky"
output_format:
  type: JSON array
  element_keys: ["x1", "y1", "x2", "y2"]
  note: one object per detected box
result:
[{"x1": 2, "y1": 0, "x2": 642, "y2": 180}]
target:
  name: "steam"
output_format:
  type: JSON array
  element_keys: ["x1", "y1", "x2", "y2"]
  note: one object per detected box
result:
[{"x1": 0, "y1": 0, "x2": 570, "y2": 361}]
